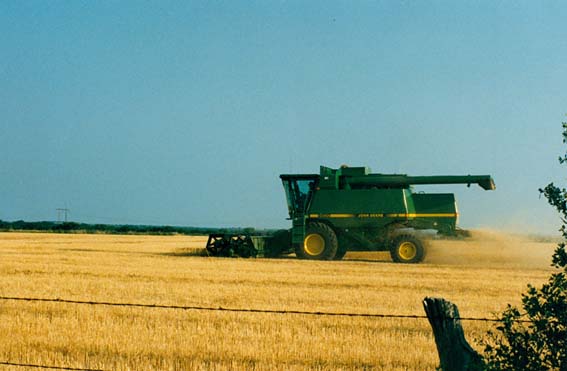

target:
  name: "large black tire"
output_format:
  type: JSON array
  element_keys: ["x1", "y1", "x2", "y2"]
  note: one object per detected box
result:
[
  {"x1": 295, "y1": 222, "x2": 338, "y2": 260},
  {"x1": 390, "y1": 234, "x2": 426, "y2": 264}
]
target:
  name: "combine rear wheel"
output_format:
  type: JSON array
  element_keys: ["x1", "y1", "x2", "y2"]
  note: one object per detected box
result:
[
  {"x1": 295, "y1": 222, "x2": 338, "y2": 260},
  {"x1": 390, "y1": 234, "x2": 425, "y2": 264}
]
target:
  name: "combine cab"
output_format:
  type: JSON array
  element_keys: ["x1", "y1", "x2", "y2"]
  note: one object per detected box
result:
[{"x1": 207, "y1": 165, "x2": 495, "y2": 263}]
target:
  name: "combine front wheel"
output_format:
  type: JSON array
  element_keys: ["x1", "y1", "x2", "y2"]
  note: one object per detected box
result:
[
  {"x1": 296, "y1": 222, "x2": 338, "y2": 260},
  {"x1": 390, "y1": 235, "x2": 425, "y2": 264}
]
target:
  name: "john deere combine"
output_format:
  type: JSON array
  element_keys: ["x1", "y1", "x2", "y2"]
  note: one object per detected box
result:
[{"x1": 206, "y1": 165, "x2": 495, "y2": 263}]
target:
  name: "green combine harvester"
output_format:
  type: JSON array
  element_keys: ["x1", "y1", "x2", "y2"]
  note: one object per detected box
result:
[{"x1": 206, "y1": 165, "x2": 495, "y2": 263}]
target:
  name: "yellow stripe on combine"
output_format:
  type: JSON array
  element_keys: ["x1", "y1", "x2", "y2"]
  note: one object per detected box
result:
[
  {"x1": 308, "y1": 213, "x2": 355, "y2": 218},
  {"x1": 388, "y1": 213, "x2": 458, "y2": 218},
  {"x1": 409, "y1": 213, "x2": 458, "y2": 218},
  {"x1": 309, "y1": 213, "x2": 457, "y2": 218}
]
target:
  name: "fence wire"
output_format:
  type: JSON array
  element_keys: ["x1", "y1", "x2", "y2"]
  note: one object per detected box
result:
[
  {"x1": 0, "y1": 295, "x2": 534, "y2": 370},
  {"x1": 0, "y1": 295, "x2": 511, "y2": 322},
  {"x1": 0, "y1": 361, "x2": 103, "y2": 371}
]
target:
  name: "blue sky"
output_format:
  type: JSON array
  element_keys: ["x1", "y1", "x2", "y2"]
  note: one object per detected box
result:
[{"x1": 1, "y1": 1, "x2": 566, "y2": 234}]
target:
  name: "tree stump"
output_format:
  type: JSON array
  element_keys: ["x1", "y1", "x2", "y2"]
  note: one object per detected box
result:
[{"x1": 423, "y1": 297, "x2": 484, "y2": 371}]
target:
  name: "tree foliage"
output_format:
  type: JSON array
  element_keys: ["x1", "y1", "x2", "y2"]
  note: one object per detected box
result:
[
  {"x1": 0, "y1": 219, "x2": 265, "y2": 236},
  {"x1": 482, "y1": 123, "x2": 567, "y2": 370}
]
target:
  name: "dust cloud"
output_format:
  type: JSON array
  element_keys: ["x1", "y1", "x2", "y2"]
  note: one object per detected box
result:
[{"x1": 424, "y1": 229, "x2": 558, "y2": 269}]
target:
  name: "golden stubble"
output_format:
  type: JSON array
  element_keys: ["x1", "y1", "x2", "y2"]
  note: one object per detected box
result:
[{"x1": 0, "y1": 232, "x2": 555, "y2": 370}]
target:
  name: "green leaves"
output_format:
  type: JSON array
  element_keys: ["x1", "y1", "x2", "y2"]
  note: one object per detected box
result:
[{"x1": 482, "y1": 123, "x2": 567, "y2": 371}]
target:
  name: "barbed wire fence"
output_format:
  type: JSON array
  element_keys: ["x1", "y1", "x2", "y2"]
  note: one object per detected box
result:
[
  {"x1": 0, "y1": 361, "x2": 103, "y2": 371},
  {"x1": 0, "y1": 295, "x2": 513, "y2": 322},
  {"x1": 0, "y1": 295, "x2": 520, "y2": 370}
]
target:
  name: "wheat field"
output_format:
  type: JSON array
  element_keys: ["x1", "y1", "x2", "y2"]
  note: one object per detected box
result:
[{"x1": 0, "y1": 231, "x2": 557, "y2": 370}]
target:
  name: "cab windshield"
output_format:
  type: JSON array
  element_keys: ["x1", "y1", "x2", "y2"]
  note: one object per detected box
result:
[{"x1": 281, "y1": 177, "x2": 317, "y2": 217}]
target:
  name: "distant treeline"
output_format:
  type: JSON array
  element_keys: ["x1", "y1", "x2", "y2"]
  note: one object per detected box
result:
[{"x1": 0, "y1": 220, "x2": 270, "y2": 236}]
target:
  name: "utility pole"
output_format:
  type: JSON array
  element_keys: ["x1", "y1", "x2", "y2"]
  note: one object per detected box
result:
[{"x1": 56, "y1": 208, "x2": 70, "y2": 223}]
